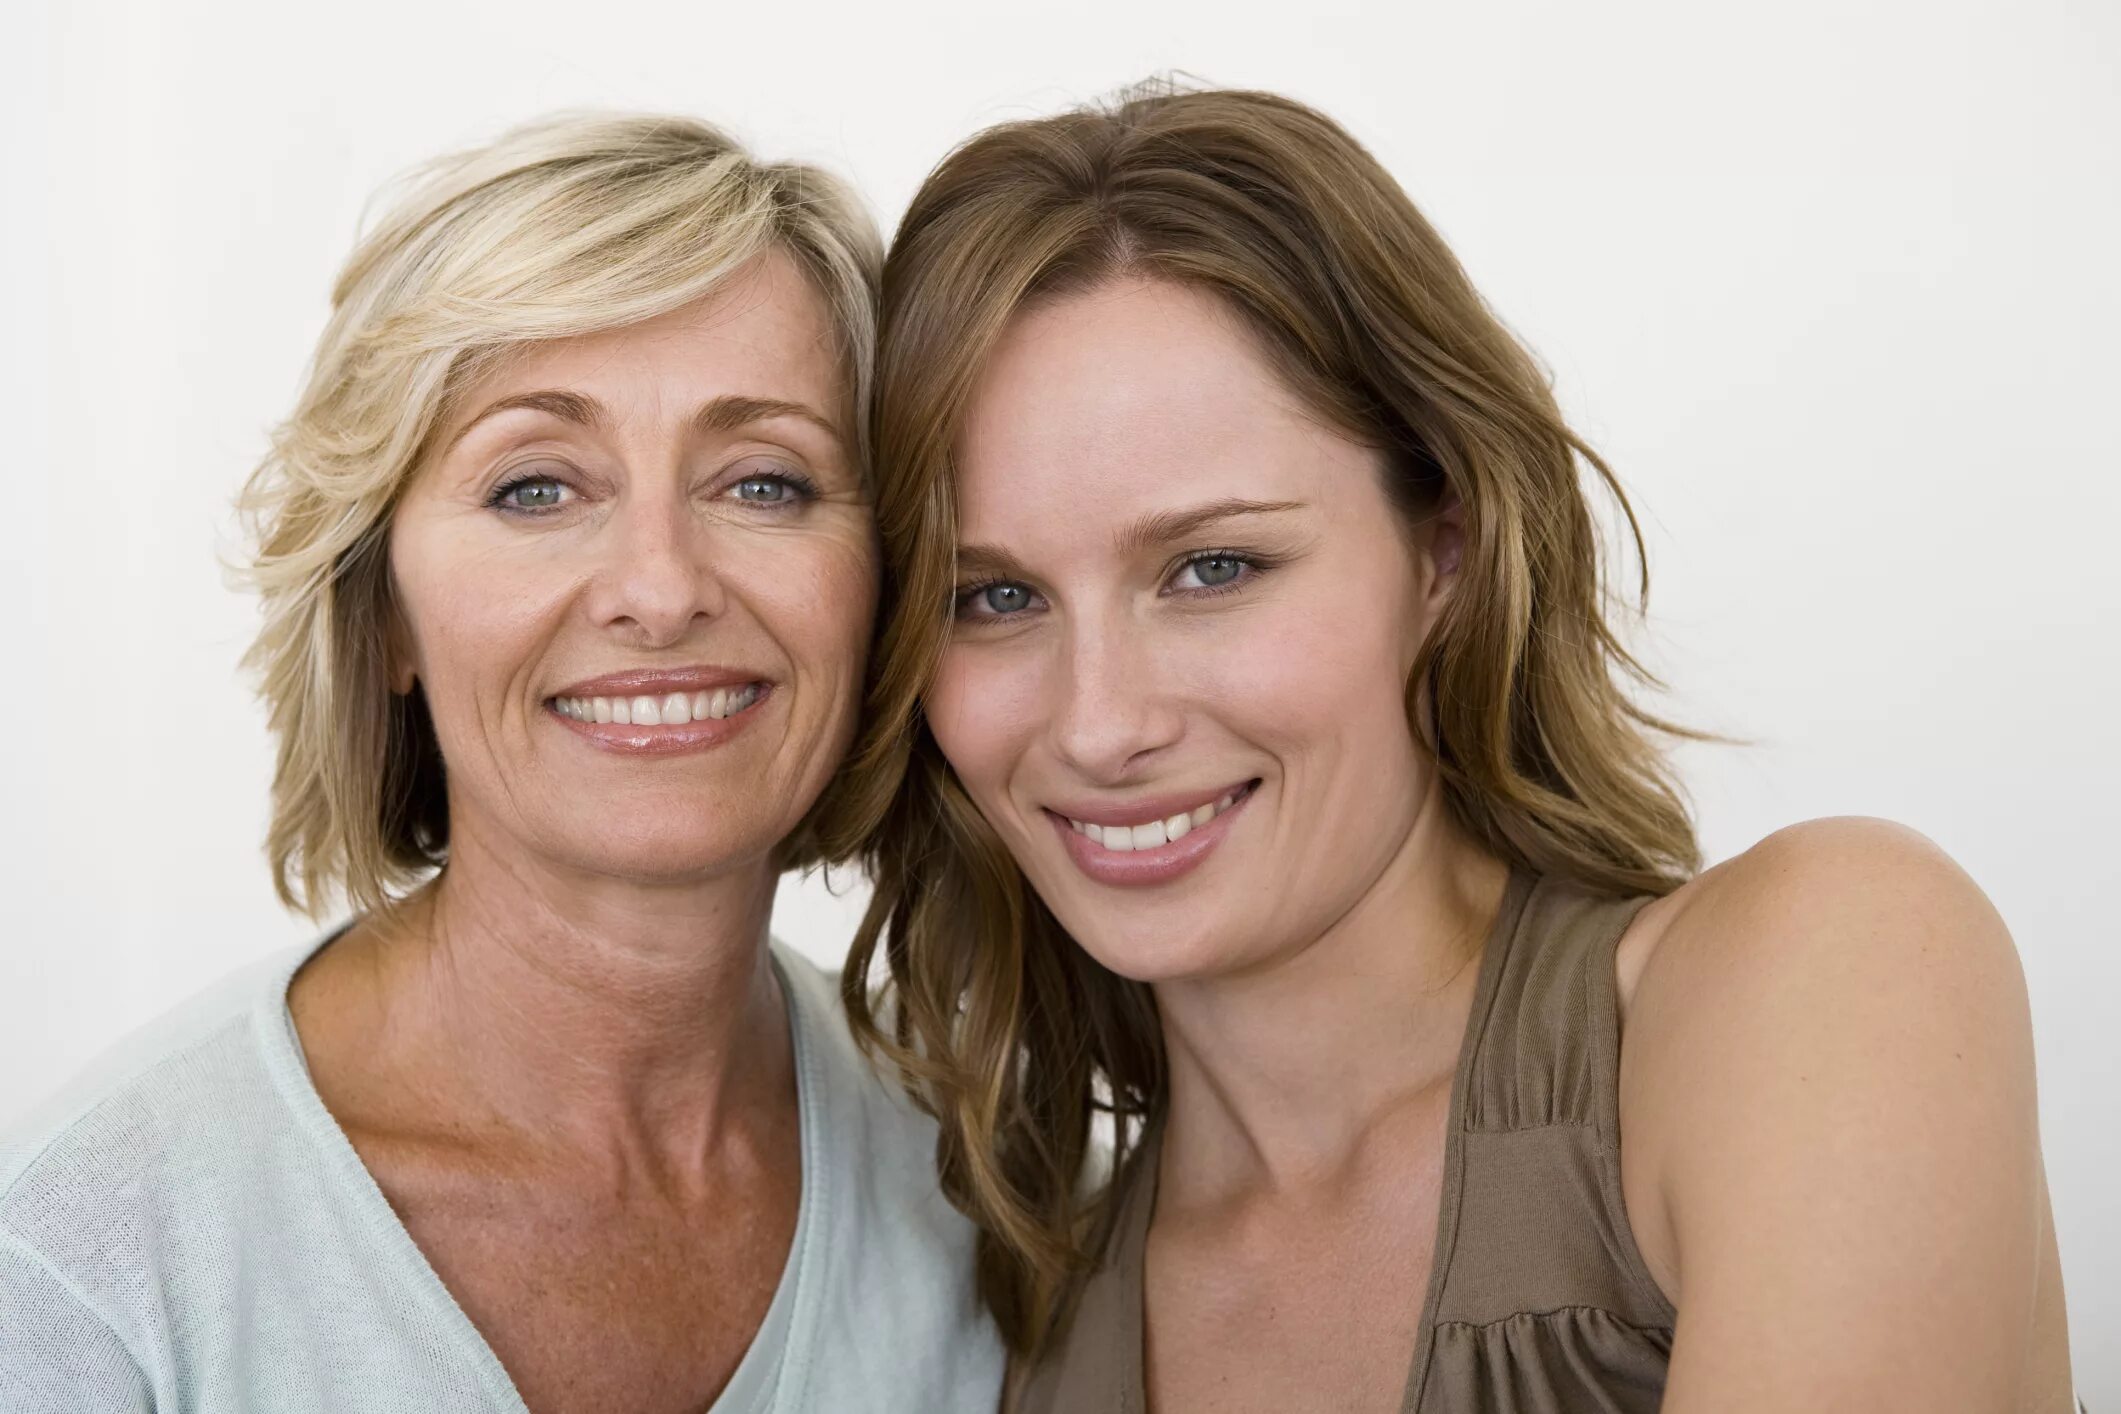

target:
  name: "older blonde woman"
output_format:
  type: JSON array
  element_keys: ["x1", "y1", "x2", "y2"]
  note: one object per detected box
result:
[{"x1": 0, "y1": 116, "x2": 1003, "y2": 1412}]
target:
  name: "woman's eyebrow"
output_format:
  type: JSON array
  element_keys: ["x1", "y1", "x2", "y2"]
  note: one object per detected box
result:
[
  {"x1": 689, "y1": 394, "x2": 845, "y2": 444},
  {"x1": 955, "y1": 544, "x2": 1032, "y2": 582},
  {"x1": 955, "y1": 499, "x2": 1308, "y2": 582},
  {"x1": 443, "y1": 389, "x2": 604, "y2": 453},
  {"x1": 1115, "y1": 498, "x2": 1306, "y2": 553},
  {"x1": 440, "y1": 390, "x2": 844, "y2": 456}
]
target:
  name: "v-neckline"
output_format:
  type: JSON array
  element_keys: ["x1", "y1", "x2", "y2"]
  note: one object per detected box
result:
[
  {"x1": 259, "y1": 931, "x2": 823, "y2": 1414},
  {"x1": 1110, "y1": 870, "x2": 1537, "y2": 1414}
]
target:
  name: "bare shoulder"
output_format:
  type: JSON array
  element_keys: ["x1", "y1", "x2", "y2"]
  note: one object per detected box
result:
[
  {"x1": 1617, "y1": 815, "x2": 2024, "y2": 1028},
  {"x1": 1610, "y1": 819, "x2": 2064, "y2": 1409},
  {"x1": 1618, "y1": 816, "x2": 2034, "y2": 1157}
]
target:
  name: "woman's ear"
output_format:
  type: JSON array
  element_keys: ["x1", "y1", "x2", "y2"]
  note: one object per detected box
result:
[
  {"x1": 1422, "y1": 487, "x2": 1466, "y2": 606},
  {"x1": 385, "y1": 593, "x2": 419, "y2": 695}
]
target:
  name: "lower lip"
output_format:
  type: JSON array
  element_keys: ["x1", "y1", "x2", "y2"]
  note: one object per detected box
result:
[
  {"x1": 545, "y1": 688, "x2": 771, "y2": 757},
  {"x1": 1049, "y1": 784, "x2": 1256, "y2": 888}
]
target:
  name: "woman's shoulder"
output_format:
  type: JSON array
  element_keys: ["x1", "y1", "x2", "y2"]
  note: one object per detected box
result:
[
  {"x1": 0, "y1": 941, "x2": 335, "y2": 1399},
  {"x1": 0, "y1": 943, "x2": 310, "y2": 1215},
  {"x1": 771, "y1": 939, "x2": 968, "y2": 1206},
  {"x1": 1612, "y1": 816, "x2": 2034, "y2": 1303},
  {"x1": 1617, "y1": 815, "x2": 2020, "y2": 1020},
  {"x1": 768, "y1": 940, "x2": 1007, "y2": 1405}
]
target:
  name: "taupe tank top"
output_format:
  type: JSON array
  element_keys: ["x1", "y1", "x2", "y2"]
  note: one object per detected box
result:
[{"x1": 1016, "y1": 871, "x2": 1679, "y2": 1413}]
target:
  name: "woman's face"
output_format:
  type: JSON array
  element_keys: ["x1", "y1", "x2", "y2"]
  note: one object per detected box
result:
[
  {"x1": 389, "y1": 250, "x2": 876, "y2": 886},
  {"x1": 928, "y1": 278, "x2": 1457, "y2": 983}
]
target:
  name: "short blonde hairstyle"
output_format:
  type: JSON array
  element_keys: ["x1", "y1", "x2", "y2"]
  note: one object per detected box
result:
[{"x1": 240, "y1": 113, "x2": 882, "y2": 919}]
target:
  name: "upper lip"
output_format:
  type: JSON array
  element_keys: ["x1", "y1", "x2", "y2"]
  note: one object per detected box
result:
[
  {"x1": 1046, "y1": 780, "x2": 1256, "y2": 829},
  {"x1": 548, "y1": 666, "x2": 770, "y2": 699}
]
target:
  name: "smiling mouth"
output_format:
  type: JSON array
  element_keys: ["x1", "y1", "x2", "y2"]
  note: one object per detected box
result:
[
  {"x1": 1059, "y1": 781, "x2": 1259, "y2": 853},
  {"x1": 548, "y1": 683, "x2": 766, "y2": 726}
]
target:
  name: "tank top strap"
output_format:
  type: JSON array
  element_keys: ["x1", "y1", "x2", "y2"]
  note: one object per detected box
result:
[
  {"x1": 1416, "y1": 870, "x2": 1678, "y2": 1354},
  {"x1": 1460, "y1": 870, "x2": 1656, "y2": 1136}
]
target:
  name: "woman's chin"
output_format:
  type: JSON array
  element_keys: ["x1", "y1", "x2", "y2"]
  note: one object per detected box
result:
[
  {"x1": 532, "y1": 824, "x2": 785, "y2": 889},
  {"x1": 1067, "y1": 916, "x2": 1268, "y2": 987}
]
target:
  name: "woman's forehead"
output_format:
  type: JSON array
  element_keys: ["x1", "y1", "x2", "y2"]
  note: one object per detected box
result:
[
  {"x1": 445, "y1": 252, "x2": 844, "y2": 440},
  {"x1": 954, "y1": 282, "x2": 1342, "y2": 534}
]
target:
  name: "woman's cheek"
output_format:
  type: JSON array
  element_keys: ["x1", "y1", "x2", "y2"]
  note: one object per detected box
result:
[{"x1": 927, "y1": 642, "x2": 1038, "y2": 799}]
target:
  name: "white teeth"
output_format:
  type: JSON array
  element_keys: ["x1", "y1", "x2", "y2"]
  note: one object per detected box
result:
[
  {"x1": 557, "y1": 684, "x2": 765, "y2": 727},
  {"x1": 1069, "y1": 785, "x2": 1249, "y2": 853}
]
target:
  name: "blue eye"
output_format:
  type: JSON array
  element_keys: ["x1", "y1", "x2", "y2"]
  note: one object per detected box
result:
[
  {"x1": 735, "y1": 476, "x2": 794, "y2": 503},
  {"x1": 727, "y1": 466, "x2": 818, "y2": 506},
  {"x1": 1172, "y1": 552, "x2": 1255, "y2": 593},
  {"x1": 489, "y1": 474, "x2": 572, "y2": 512},
  {"x1": 956, "y1": 580, "x2": 1041, "y2": 619},
  {"x1": 1189, "y1": 556, "x2": 1243, "y2": 587}
]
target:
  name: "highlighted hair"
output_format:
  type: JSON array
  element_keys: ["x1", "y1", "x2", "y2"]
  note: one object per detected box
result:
[
  {"x1": 825, "y1": 84, "x2": 1701, "y2": 1356},
  {"x1": 240, "y1": 113, "x2": 880, "y2": 918}
]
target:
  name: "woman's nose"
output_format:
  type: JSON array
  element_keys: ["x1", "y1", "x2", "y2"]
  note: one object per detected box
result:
[
  {"x1": 1048, "y1": 618, "x2": 1183, "y2": 783},
  {"x1": 584, "y1": 494, "x2": 727, "y2": 648}
]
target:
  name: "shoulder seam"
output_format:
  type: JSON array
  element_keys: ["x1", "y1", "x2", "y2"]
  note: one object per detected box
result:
[
  {"x1": 0, "y1": 1225, "x2": 152, "y2": 1378},
  {"x1": 0, "y1": 1009, "x2": 257, "y2": 1210}
]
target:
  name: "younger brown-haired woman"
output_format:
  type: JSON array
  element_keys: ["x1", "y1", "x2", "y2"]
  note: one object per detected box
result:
[{"x1": 830, "y1": 86, "x2": 2079, "y2": 1412}]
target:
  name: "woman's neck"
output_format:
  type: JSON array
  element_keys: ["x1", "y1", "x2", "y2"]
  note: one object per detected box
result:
[
  {"x1": 290, "y1": 817, "x2": 793, "y2": 1185},
  {"x1": 1150, "y1": 788, "x2": 1509, "y2": 1205}
]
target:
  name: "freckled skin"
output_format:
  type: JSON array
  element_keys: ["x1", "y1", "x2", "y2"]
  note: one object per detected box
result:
[
  {"x1": 932, "y1": 278, "x2": 1493, "y2": 1410},
  {"x1": 389, "y1": 251, "x2": 876, "y2": 887},
  {"x1": 291, "y1": 251, "x2": 879, "y2": 1413},
  {"x1": 932, "y1": 278, "x2": 1449, "y2": 988},
  {"x1": 930, "y1": 279, "x2": 2073, "y2": 1411}
]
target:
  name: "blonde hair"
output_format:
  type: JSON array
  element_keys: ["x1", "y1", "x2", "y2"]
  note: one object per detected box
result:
[
  {"x1": 828, "y1": 84, "x2": 1702, "y2": 1355},
  {"x1": 240, "y1": 112, "x2": 881, "y2": 919}
]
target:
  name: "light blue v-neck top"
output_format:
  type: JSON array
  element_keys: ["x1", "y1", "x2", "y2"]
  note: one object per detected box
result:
[{"x1": 0, "y1": 937, "x2": 1004, "y2": 1412}]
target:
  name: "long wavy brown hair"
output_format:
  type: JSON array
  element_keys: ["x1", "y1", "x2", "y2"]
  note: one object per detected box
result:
[{"x1": 821, "y1": 83, "x2": 1702, "y2": 1357}]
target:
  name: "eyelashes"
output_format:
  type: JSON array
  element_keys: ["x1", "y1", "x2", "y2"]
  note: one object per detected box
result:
[
  {"x1": 953, "y1": 548, "x2": 1280, "y2": 621},
  {"x1": 482, "y1": 460, "x2": 821, "y2": 516},
  {"x1": 486, "y1": 468, "x2": 573, "y2": 512},
  {"x1": 954, "y1": 578, "x2": 1042, "y2": 619},
  {"x1": 726, "y1": 468, "x2": 822, "y2": 506},
  {"x1": 1168, "y1": 548, "x2": 1267, "y2": 596}
]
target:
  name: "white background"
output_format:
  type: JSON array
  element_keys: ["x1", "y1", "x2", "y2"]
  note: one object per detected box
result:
[{"x1": 5, "y1": 0, "x2": 2116, "y2": 1394}]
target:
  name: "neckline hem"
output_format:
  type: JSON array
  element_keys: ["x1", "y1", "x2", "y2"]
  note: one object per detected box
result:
[
  {"x1": 251, "y1": 926, "x2": 821, "y2": 1414},
  {"x1": 1103, "y1": 868, "x2": 1541, "y2": 1412}
]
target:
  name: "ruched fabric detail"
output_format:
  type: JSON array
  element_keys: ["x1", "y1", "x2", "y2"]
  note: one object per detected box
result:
[
  {"x1": 1424, "y1": 1308, "x2": 1673, "y2": 1414},
  {"x1": 1016, "y1": 873, "x2": 1679, "y2": 1414}
]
